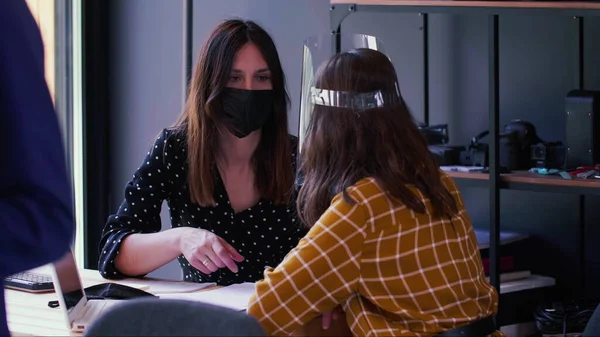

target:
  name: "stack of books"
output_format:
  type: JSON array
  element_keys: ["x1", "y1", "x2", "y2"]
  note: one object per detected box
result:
[{"x1": 474, "y1": 228, "x2": 532, "y2": 283}]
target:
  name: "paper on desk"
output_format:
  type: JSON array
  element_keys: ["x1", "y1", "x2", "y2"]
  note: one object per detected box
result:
[
  {"x1": 117, "y1": 279, "x2": 216, "y2": 294},
  {"x1": 156, "y1": 282, "x2": 255, "y2": 311},
  {"x1": 118, "y1": 282, "x2": 151, "y2": 291}
]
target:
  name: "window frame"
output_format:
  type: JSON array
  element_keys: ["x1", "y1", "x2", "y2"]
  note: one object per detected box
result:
[{"x1": 54, "y1": 0, "x2": 85, "y2": 267}]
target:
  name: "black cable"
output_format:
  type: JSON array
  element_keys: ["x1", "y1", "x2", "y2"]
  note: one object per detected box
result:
[{"x1": 533, "y1": 300, "x2": 597, "y2": 336}]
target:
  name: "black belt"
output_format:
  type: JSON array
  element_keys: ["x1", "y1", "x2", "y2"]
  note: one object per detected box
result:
[{"x1": 436, "y1": 316, "x2": 497, "y2": 337}]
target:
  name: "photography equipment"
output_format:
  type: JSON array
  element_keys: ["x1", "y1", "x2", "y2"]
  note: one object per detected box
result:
[
  {"x1": 429, "y1": 145, "x2": 466, "y2": 166},
  {"x1": 565, "y1": 89, "x2": 600, "y2": 168},
  {"x1": 533, "y1": 300, "x2": 598, "y2": 337},
  {"x1": 531, "y1": 141, "x2": 566, "y2": 169},
  {"x1": 502, "y1": 119, "x2": 543, "y2": 170},
  {"x1": 418, "y1": 123, "x2": 464, "y2": 166},
  {"x1": 461, "y1": 130, "x2": 489, "y2": 167},
  {"x1": 498, "y1": 130, "x2": 523, "y2": 171},
  {"x1": 461, "y1": 119, "x2": 543, "y2": 171},
  {"x1": 418, "y1": 123, "x2": 449, "y2": 145}
]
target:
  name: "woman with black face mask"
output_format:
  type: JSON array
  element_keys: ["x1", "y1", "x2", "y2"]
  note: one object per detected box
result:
[{"x1": 97, "y1": 19, "x2": 306, "y2": 286}]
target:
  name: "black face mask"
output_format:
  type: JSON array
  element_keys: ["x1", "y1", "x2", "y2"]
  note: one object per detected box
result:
[{"x1": 220, "y1": 88, "x2": 274, "y2": 138}]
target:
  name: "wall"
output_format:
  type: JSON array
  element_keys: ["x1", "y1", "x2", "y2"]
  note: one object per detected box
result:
[
  {"x1": 109, "y1": 0, "x2": 329, "y2": 279},
  {"x1": 109, "y1": 0, "x2": 185, "y2": 278}
]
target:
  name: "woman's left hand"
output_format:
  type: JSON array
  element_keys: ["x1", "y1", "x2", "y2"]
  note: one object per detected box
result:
[
  {"x1": 322, "y1": 305, "x2": 344, "y2": 329},
  {"x1": 290, "y1": 305, "x2": 350, "y2": 336}
]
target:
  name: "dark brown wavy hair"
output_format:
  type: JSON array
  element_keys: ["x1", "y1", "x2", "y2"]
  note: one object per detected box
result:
[
  {"x1": 172, "y1": 19, "x2": 293, "y2": 206},
  {"x1": 297, "y1": 48, "x2": 458, "y2": 227}
]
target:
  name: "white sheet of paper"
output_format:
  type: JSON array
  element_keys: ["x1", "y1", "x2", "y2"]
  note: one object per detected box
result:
[
  {"x1": 155, "y1": 282, "x2": 255, "y2": 311},
  {"x1": 119, "y1": 279, "x2": 216, "y2": 294}
]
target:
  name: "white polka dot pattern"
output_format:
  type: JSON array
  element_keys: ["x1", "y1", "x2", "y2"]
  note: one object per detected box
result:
[{"x1": 98, "y1": 128, "x2": 306, "y2": 286}]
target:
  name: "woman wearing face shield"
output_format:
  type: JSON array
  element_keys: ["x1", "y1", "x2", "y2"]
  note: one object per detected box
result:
[
  {"x1": 97, "y1": 19, "x2": 307, "y2": 286},
  {"x1": 248, "y1": 46, "x2": 503, "y2": 336}
]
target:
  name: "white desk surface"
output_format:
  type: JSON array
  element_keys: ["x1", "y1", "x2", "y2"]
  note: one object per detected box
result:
[
  {"x1": 5, "y1": 265, "x2": 555, "y2": 336},
  {"x1": 5, "y1": 266, "x2": 215, "y2": 337}
]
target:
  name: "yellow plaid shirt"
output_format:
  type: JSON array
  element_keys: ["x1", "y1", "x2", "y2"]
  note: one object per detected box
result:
[{"x1": 248, "y1": 172, "x2": 500, "y2": 337}]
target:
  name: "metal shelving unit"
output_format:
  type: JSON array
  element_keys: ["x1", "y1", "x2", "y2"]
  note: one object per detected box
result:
[
  {"x1": 330, "y1": 0, "x2": 600, "y2": 327},
  {"x1": 449, "y1": 171, "x2": 600, "y2": 195}
]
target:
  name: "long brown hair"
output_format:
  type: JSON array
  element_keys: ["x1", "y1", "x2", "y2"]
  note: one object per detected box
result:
[
  {"x1": 297, "y1": 48, "x2": 458, "y2": 226},
  {"x1": 172, "y1": 19, "x2": 293, "y2": 206}
]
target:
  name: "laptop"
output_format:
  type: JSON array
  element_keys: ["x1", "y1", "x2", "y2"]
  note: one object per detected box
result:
[{"x1": 50, "y1": 250, "x2": 120, "y2": 333}]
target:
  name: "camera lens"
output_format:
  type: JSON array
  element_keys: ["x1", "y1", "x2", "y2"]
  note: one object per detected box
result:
[{"x1": 531, "y1": 145, "x2": 546, "y2": 160}]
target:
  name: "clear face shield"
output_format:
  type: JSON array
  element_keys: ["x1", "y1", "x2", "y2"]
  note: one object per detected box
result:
[{"x1": 295, "y1": 33, "x2": 391, "y2": 190}]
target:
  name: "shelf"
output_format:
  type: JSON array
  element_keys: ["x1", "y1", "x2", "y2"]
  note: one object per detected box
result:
[
  {"x1": 330, "y1": 0, "x2": 591, "y2": 312},
  {"x1": 330, "y1": 0, "x2": 600, "y2": 16},
  {"x1": 332, "y1": 1, "x2": 600, "y2": 9},
  {"x1": 499, "y1": 274, "x2": 555, "y2": 294},
  {"x1": 447, "y1": 170, "x2": 600, "y2": 195},
  {"x1": 497, "y1": 275, "x2": 557, "y2": 326}
]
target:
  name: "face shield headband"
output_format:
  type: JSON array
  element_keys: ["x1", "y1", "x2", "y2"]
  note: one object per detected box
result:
[
  {"x1": 309, "y1": 84, "x2": 401, "y2": 111},
  {"x1": 295, "y1": 33, "x2": 392, "y2": 190}
]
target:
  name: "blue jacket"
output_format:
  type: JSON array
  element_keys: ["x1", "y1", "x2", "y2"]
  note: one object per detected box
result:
[{"x1": 0, "y1": 1, "x2": 75, "y2": 335}]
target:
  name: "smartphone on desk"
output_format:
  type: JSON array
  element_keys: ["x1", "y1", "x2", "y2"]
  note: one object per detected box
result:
[{"x1": 4, "y1": 271, "x2": 54, "y2": 293}]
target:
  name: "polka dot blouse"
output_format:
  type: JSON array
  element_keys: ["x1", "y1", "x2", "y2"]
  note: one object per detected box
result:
[{"x1": 98, "y1": 128, "x2": 307, "y2": 286}]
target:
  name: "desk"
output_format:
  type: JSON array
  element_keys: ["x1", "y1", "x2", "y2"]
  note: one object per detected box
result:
[
  {"x1": 6, "y1": 267, "x2": 553, "y2": 336},
  {"x1": 5, "y1": 267, "x2": 349, "y2": 337},
  {"x1": 5, "y1": 268, "x2": 342, "y2": 337},
  {"x1": 5, "y1": 266, "x2": 214, "y2": 337}
]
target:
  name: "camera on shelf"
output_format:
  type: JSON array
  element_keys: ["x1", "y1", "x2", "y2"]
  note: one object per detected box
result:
[
  {"x1": 530, "y1": 141, "x2": 566, "y2": 169},
  {"x1": 418, "y1": 123, "x2": 465, "y2": 166},
  {"x1": 429, "y1": 145, "x2": 466, "y2": 166},
  {"x1": 460, "y1": 119, "x2": 544, "y2": 171},
  {"x1": 500, "y1": 119, "x2": 543, "y2": 171},
  {"x1": 461, "y1": 131, "x2": 489, "y2": 167},
  {"x1": 418, "y1": 123, "x2": 449, "y2": 145}
]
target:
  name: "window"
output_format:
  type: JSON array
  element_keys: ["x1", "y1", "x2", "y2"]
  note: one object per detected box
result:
[
  {"x1": 25, "y1": 0, "x2": 55, "y2": 101},
  {"x1": 26, "y1": 0, "x2": 85, "y2": 268}
]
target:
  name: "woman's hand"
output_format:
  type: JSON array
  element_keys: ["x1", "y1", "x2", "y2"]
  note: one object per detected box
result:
[
  {"x1": 322, "y1": 305, "x2": 345, "y2": 329},
  {"x1": 291, "y1": 305, "x2": 349, "y2": 336},
  {"x1": 179, "y1": 227, "x2": 245, "y2": 274}
]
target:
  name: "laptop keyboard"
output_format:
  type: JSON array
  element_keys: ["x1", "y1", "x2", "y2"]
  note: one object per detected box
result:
[
  {"x1": 4, "y1": 271, "x2": 54, "y2": 292},
  {"x1": 75, "y1": 300, "x2": 107, "y2": 325},
  {"x1": 7, "y1": 272, "x2": 52, "y2": 283}
]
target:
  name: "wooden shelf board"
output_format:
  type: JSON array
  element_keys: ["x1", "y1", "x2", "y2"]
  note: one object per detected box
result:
[
  {"x1": 446, "y1": 171, "x2": 488, "y2": 180},
  {"x1": 331, "y1": 0, "x2": 600, "y2": 10},
  {"x1": 447, "y1": 170, "x2": 600, "y2": 189}
]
